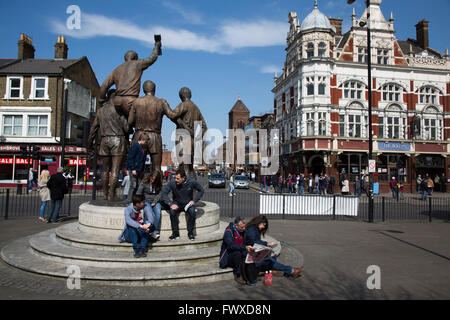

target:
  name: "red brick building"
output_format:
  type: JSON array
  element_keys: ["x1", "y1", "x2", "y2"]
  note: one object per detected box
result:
[
  {"x1": 272, "y1": 0, "x2": 449, "y2": 193},
  {"x1": 0, "y1": 34, "x2": 99, "y2": 186}
]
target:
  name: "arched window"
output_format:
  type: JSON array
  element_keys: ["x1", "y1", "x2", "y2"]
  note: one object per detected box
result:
[
  {"x1": 318, "y1": 83, "x2": 326, "y2": 95},
  {"x1": 419, "y1": 86, "x2": 440, "y2": 104},
  {"x1": 382, "y1": 104, "x2": 406, "y2": 139},
  {"x1": 381, "y1": 83, "x2": 402, "y2": 102},
  {"x1": 339, "y1": 103, "x2": 366, "y2": 138},
  {"x1": 343, "y1": 81, "x2": 364, "y2": 100},
  {"x1": 422, "y1": 106, "x2": 442, "y2": 140},
  {"x1": 306, "y1": 43, "x2": 314, "y2": 58},
  {"x1": 318, "y1": 42, "x2": 326, "y2": 57}
]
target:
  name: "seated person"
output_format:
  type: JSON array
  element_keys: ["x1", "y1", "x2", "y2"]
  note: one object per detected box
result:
[
  {"x1": 136, "y1": 170, "x2": 162, "y2": 240},
  {"x1": 161, "y1": 168, "x2": 204, "y2": 241},
  {"x1": 118, "y1": 194, "x2": 154, "y2": 258},
  {"x1": 244, "y1": 215, "x2": 304, "y2": 281},
  {"x1": 219, "y1": 217, "x2": 254, "y2": 285}
]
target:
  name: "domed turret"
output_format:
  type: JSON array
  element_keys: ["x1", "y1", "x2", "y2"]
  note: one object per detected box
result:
[{"x1": 300, "y1": 0, "x2": 335, "y2": 32}]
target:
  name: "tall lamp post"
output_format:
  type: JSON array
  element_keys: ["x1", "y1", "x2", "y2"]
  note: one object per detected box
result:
[{"x1": 348, "y1": 0, "x2": 374, "y2": 222}]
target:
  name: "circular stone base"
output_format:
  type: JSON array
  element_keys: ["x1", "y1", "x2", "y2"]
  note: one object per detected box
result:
[{"x1": 78, "y1": 201, "x2": 220, "y2": 239}]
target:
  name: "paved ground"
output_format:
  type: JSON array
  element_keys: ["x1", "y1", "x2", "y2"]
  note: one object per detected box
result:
[{"x1": 0, "y1": 215, "x2": 449, "y2": 300}]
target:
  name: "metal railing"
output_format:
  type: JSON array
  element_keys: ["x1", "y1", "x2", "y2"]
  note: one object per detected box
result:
[
  {"x1": 1, "y1": 186, "x2": 449, "y2": 222},
  {"x1": 0, "y1": 187, "x2": 102, "y2": 220}
]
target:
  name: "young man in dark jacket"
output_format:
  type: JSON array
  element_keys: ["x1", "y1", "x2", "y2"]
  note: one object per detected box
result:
[
  {"x1": 219, "y1": 217, "x2": 254, "y2": 285},
  {"x1": 161, "y1": 168, "x2": 204, "y2": 240},
  {"x1": 46, "y1": 167, "x2": 68, "y2": 223},
  {"x1": 126, "y1": 134, "x2": 147, "y2": 201}
]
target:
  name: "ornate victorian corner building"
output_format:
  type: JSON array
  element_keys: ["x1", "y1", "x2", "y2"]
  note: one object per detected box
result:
[{"x1": 272, "y1": 0, "x2": 449, "y2": 193}]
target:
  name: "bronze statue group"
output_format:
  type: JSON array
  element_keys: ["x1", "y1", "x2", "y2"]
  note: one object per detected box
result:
[{"x1": 87, "y1": 38, "x2": 304, "y2": 285}]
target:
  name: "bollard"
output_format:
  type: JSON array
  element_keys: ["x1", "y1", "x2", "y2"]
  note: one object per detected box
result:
[{"x1": 16, "y1": 183, "x2": 22, "y2": 195}]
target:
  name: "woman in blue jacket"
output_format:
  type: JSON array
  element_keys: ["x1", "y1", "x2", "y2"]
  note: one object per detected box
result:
[{"x1": 244, "y1": 215, "x2": 304, "y2": 279}]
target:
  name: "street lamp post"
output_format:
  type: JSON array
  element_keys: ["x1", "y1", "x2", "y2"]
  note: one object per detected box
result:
[{"x1": 348, "y1": 0, "x2": 374, "y2": 222}]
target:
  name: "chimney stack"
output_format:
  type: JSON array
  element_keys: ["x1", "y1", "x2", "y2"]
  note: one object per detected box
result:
[
  {"x1": 329, "y1": 18, "x2": 343, "y2": 36},
  {"x1": 18, "y1": 33, "x2": 35, "y2": 60},
  {"x1": 54, "y1": 36, "x2": 68, "y2": 59},
  {"x1": 415, "y1": 19, "x2": 429, "y2": 49}
]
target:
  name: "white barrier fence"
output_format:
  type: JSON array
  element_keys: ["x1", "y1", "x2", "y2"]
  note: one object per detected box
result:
[{"x1": 259, "y1": 194, "x2": 359, "y2": 217}]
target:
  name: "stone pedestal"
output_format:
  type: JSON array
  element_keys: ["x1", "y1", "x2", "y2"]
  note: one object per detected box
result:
[{"x1": 1, "y1": 201, "x2": 280, "y2": 286}]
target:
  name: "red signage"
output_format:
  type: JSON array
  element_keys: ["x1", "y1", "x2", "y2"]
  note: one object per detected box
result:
[
  {"x1": 68, "y1": 159, "x2": 86, "y2": 166},
  {"x1": 0, "y1": 158, "x2": 33, "y2": 165},
  {"x1": 0, "y1": 145, "x2": 86, "y2": 154}
]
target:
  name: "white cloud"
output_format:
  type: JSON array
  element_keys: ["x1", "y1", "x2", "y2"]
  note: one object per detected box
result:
[
  {"x1": 161, "y1": 1, "x2": 205, "y2": 25},
  {"x1": 220, "y1": 20, "x2": 286, "y2": 49},
  {"x1": 260, "y1": 65, "x2": 281, "y2": 74},
  {"x1": 49, "y1": 12, "x2": 286, "y2": 54}
]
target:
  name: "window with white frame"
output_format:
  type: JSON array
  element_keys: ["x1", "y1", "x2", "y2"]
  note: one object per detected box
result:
[
  {"x1": 2, "y1": 115, "x2": 23, "y2": 136},
  {"x1": 318, "y1": 83, "x2": 326, "y2": 95},
  {"x1": 419, "y1": 86, "x2": 439, "y2": 104},
  {"x1": 358, "y1": 47, "x2": 368, "y2": 63},
  {"x1": 343, "y1": 81, "x2": 364, "y2": 99},
  {"x1": 30, "y1": 77, "x2": 48, "y2": 99},
  {"x1": 422, "y1": 107, "x2": 442, "y2": 140},
  {"x1": 27, "y1": 115, "x2": 48, "y2": 136},
  {"x1": 348, "y1": 114, "x2": 361, "y2": 137},
  {"x1": 381, "y1": 83, "x2": 402, "y2": 102},
  {"x1": 339, "y1": 114, "x2": 345, "y2": 137},
  {"x1": 384, "y1": 105, "x2": 406, "y2": 139},
  {"x1": 4, "y1": 77, "x2": 23, "y2": 99},
  {"x1": 378, "y1": 116, "x2": 385, "y2": 138},
  {"x1": 306, "y1": 113, "x2": 314, "y2": 136},
  {"x1": 377, "y1": 49, "x2": 389, "y2": 65},
  {"x1": 318, "y1": 42, "x2": 326, "y2": 57},
  {"x1": 318, "y1": 112, "x2": 327, "y2": 135},
  {"x1": 307, "y1": 83, "x2": 314, "y2": 95},
  {"x1": 306, "y1": 43, "x2": 314, "y2": 58}
]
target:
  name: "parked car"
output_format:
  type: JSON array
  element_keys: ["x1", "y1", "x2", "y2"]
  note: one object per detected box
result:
[
  {"x1": 234, "y1": 175, "x2": 249, "y2": 189},
  {"x1": 208, "y1": 173, "x2": 226, "y2": 188}
]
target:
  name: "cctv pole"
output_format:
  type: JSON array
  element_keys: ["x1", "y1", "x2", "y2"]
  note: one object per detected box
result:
[
  {"x1": 61, "y1": 84, "x2": 69, "y2": 168},
  {"x1": 348, "y1": 0, "x2": 374, "y2": 222},
  {"x1": 366, "y1": 5, "x2": 374, "y2": 223}
]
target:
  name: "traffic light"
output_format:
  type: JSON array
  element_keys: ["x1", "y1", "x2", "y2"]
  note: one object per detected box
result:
[
  {"x1": 76, "y1": 120, "x2": 91, "y2": 148},
  {"x1": 32, "y1": 145, "x2": 40, "y2": 160}
]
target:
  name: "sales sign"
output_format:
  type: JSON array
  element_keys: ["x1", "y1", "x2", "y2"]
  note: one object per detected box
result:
[
  {"x1": 68, "y1": 159, "x2": 86, "y2": 166},
  {"x1": 0, "y1": 158, "x2": 32, "y2": 165}
]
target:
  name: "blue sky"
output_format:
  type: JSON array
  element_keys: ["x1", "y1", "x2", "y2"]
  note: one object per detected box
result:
[{"x1": 1, "y1": 0, "x2": 449, "y2": 149}]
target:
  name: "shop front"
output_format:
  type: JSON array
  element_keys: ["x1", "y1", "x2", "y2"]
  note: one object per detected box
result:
[{"x1": 0, "y1": 144, "x2": 87, "y2": 188}]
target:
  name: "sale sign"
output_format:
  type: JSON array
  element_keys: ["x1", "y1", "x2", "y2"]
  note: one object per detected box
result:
[
  {"x1": 68, "y1": 159, "x2": 86, "y2": 166},
  {"x1": 0, "y1": 158, "x2": 32, "y2": 165}
]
